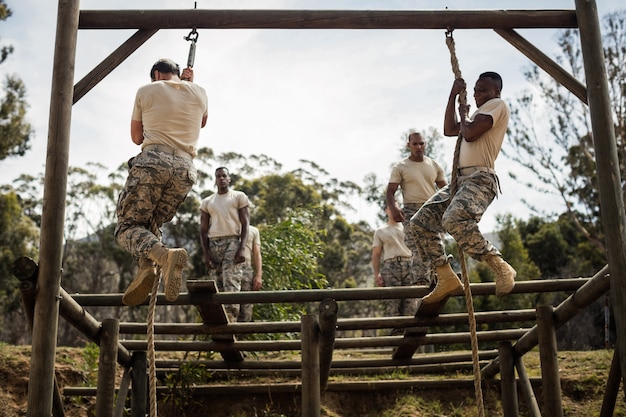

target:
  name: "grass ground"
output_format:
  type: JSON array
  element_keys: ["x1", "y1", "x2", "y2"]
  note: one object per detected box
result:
[{"x1": 0, "y1": 344, "x2": 624, "y2": 416}]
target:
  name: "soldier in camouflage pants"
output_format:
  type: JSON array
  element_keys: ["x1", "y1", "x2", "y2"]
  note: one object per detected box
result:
[
  {"x1": 381, "y1": 259, "x2": 417, "y2": 320},
  {"x1": 373, "y1": 204, "x2": 417, "y2": 335},
  {"x1": 409, "y1": 171, "x2": 500, "y2": 268},
  {"x1": 208, "y1": 236, "x2": 246, "y2": 320},
  {"x1": 116, "y1": 151, "x2": 196, "y2": 258},
  {"x1": 200, "y1": 167, "x2": 250, "y2": 323},
  {"x1": 115, "y1": 59, "x2": 208, "y2": 306},
  {"x1": 410, "y1": 72, "x2": 516, "y2": 307}
]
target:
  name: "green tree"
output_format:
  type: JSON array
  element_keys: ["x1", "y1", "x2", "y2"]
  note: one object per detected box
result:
[
  {"x1": 0, "y1": 191, "x2": 39, "y2": 343},
  {"x1": 0, "y1": 1, "x2": 33, "y2": 160}
]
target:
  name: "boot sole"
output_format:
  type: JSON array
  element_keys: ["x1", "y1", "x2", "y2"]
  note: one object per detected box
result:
[
  {"x1": 164, "y1": 249, "x2": 187, "y2": 302},
  {"x1": 122, "y1": 270, "x2": 156, "y2": 306}
]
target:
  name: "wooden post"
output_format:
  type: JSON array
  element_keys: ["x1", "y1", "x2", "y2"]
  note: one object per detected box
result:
[
  {"x1": 537, "y1": 305, "x2": 563, "y2": 417},
  {"x1": 130, "y1": 351, "x2": 147, "y2": 417},
  {"x1": 600, "y1": 347, "x2": 622, "y2": 417},
  {"x1": 96, "y1": 319, "x2": 120, "y2": 417},
  {"x1": 318, "y1": 298, "x2": 338, "y2": 393},
  {"x1": 301, "y1": 314, "x2": 320, "y2": 417},
  {"x1": 13, "y1": 257, "x2": 65, "y2": 417},
  {"x1": 114, "y1": 368, "x2": 132, "y2": 417},
  {"x1": 27, "y1": 0, "x2": 80, "y2": 416},
  {"x1": 499, "y1": 341, "x2": 518, "y2": 417},
  {"x1": 576, "y1": 0, "x2": 626, "y2": 389},
  {"x1": 482, "y1": 266, "x2": 610, "y2": 378},
  {"x1": 514, "y1": 356, "x2": 541, "y2": 417}
]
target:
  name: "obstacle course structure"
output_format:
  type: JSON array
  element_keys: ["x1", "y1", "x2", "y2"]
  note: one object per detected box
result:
[{"x1": 26, "y1": 2, "x2": 626, "y2": 416}]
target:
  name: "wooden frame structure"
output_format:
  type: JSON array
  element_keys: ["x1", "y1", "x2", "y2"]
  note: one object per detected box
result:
[{"x1": 28, "y1": 1, "x2": 626, "y2": 416}]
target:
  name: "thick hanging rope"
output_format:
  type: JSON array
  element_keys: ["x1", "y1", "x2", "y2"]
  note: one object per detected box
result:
[
  {"x1": 147, "y1": 269, "x2": 161, "y2": 417},
  {"x1": 445, "y1": 29, "x2": 485, "y2": 417}
]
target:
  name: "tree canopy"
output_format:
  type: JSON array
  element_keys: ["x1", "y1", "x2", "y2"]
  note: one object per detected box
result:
[{"x1": 0, "y1": 0, "x2": 33, "y2": 160}]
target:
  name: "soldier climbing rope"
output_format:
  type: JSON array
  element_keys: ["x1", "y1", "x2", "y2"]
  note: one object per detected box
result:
[
  {"x1": 411, "y1": 28, "x2": 486, "y2": 417},
  {"x1": 145, "y1": 23, "x2": 202, "y2": 417}
]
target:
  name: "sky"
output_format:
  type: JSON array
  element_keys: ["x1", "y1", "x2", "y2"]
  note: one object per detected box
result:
[{"x1": 0, "y1": 0, "x2": 622, "y2": 231}]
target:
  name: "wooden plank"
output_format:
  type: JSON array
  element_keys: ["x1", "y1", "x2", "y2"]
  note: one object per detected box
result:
[
  {"x1": 78, "y1": 9, "x2": 578, "y2": 30},
  {"x1": 391, "y1": 326, "x2": 427, "y2": 360},
  {"x1": 392, "y1": 293, "x2": 461, "y2": 360},
  {"x1": 73, "y1": 29, "x2": 158, "y2": 104},
  {"x1": 482, "y1": 265, "x2": 610, "y2": 378},
  {"x1": 494, "y1": 28, "x2": 587, "y2": 104},
  {"x1": 73, "y1": 278, "x2": 590, "y2": 306},
  {"x1": 186, "y1": 280, "x2": 244, "y2": 362}
]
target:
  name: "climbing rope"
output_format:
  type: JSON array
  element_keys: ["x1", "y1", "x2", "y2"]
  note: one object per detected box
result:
[
  {"x1": 445, "y1": 28, "x2": 485, "y2": 417},
  {"x1": 147, "y1": 269, "x2": 161, "y2": 417}
]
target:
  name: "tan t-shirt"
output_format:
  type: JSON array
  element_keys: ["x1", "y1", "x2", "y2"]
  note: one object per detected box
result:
[
  {"x1": 200, "y1": 190, "x2": 249, "y2": 238},
  {"x1": 459, "y1": 97, "x2": 510, "y2": 169},
  {"x1": 132, "y1": 79, "x2": 208, "y2": 158},
  {"x1": 244, "y1": 225, "x2": 261, "y2": 263},
  {"x1": 372, "y1": 223, "x2": 412, "y2": 261},
  {"x1": 389, "y1": 156, "x2": 446, "y2": 204}
]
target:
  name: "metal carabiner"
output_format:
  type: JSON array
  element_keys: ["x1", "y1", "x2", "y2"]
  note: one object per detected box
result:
[{"x1": 184, "y1": 28, "x2": 199, "y2": 69}]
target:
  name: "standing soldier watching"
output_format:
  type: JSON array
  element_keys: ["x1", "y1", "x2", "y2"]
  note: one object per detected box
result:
[
  {"x1": 386, "y1": 132, "x2": 447, "y2": 286},
  {"x1": 200, "y1": 167, "x2": 250, "y2": 322}
]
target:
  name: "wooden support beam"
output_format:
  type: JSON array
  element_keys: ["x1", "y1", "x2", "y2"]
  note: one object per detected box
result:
[
  {"x1": 494, "y1": 28, "x2": 587, "y2": 104},
  {"x1": 130, "y1": 352, "x2": 147, "y2": 417},
  {"x1": 73, "y1": 277, "x2": 590, "y2": 306},
  {"x1": 537, "y1": 305, "x2": 563, "y2": 417},
  {"x1": 499, "y1": 341, "x2": 519, "y2": 417},
  {"x1": 120, "y1": 328, "x2": 528, "y2": 352},
  {"x1": 65, "y1": 377, "x2": 517, "y2": 396},
  {"x1": 96, "y1": 319, "x2": 120, "y2": 417},
  {"x1": 318, "y1": 298, "x2": 338, "y2": 393},
  {"x1": 113, "y1": 368, "x2": 132, "y2": 417},
  {"x1": 73, "y1": 29, "x2": 157, "y2": 104},
  {"x1": 482, "y1": 265, "x2": 610, "y2": 378},
  {"x1": 187, "y1": 280, "x2": 245, "y2": 362},
  {"x1": 116, "y1": 308, "x2": 537, "y2": 335},
  {"x1": 301, "y1": 314, "x2": 321, "y2": 417},
  {"x1": 13, "y1": 258, "x2": 65, "y2": 417},
  {"x1": 59, "y1": 287, "x2": 132, "y2": 365},
  {"x1": 576, "y1": 0, "x2": 626, "y2": 389},
  {"x1": 78, "y1": 9, "x2": 577, "y2": 30},
  {"x1": 600, "y1": 347, "x2": 622, "y2": 417},
  {"x1": 28, "y1": 1, "x2": 80, "y2": 415},
  {"x1": 514, "y1": 355, "x2": 542, "y2": 417}
]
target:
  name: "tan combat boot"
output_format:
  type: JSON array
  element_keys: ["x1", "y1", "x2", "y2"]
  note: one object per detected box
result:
[
  {"x1": 421, "y1": 262, "x2": 463, "y2": 305},
  {"x1": 122, "y1": 258, "x2": 157, "y2": 306},
  {"x1": 149, "y1": 244, "x2": 188, "y2": 302},
  {"x1": 485, "y1": 255, "x2": 516, "y2": 297}
]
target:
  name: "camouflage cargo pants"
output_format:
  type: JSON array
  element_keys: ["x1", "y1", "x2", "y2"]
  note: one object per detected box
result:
[
  {"x1": 237, "y1": 263, "x2": 255, "y2": 323},
  {"x1": 114, "y1": 150, "x2": 196, "y2": 261},
  {"x1": 410, "y1": 171, "x2": 501, "y2": 267},
  {"x1": 381, "y1": 259, "x2": 417, "y2": 317},
  {"x1": 402, "y1": 203, "x2": 434, "y2": 285},
  {"x1": 209, "y1": 236, "x2": 245, "y2": 321}
]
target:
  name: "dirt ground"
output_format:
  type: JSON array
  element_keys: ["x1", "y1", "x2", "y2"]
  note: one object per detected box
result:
[{"x1": 1, "y1": 345, "x2": 625, "y2": 417}]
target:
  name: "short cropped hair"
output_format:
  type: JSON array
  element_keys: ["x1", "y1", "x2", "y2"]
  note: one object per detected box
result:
[
  {"x1": 479, "y1": 71, "x2": 503, "y2": 91},
  {"x1": 150, "y1": 58, "x2": 180, "y2": 81},
  {"x1": 215, "y1": 166, "x2": 229, "y2": 175}
]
